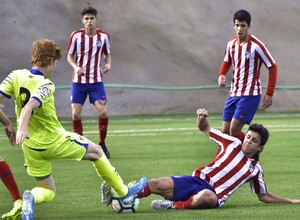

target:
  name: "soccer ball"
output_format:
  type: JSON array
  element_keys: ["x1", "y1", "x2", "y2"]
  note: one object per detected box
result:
[{"x1": 111, "y1": 197, "x2": 140, "y2": 213}]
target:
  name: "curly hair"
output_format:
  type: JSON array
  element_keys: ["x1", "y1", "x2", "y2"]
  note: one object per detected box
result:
[{"x1": 31, "y1": 39, "x2": 62, "y2": 67}]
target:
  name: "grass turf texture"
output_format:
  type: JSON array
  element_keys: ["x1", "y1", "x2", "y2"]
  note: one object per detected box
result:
[{"x1": 1, "y1": 112, "x2": 300, "y2": 219}]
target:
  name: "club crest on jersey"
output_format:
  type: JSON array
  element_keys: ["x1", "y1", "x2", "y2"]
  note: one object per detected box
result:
[
  {"x1": 96, "y1": 40, "x2": 102, "y2": 47},
  {"x1": 39, "y1": 86, "x2": 51, "y2": 98},
  {"x1": 249, "y1": 163, "x2": 255, "y2": 172},
  {"x1": 245, "y1": 50, "x2": 251, "y2": 59}
]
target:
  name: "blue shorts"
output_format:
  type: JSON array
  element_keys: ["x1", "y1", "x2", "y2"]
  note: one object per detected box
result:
[
  {"x1": 171, "y1": 176, "x2": 216, "y2": 202},
  {"x1": 71, "y1": 82, "x2": 107, "y2": 105},
  {"x1": 222, "y1": 95, "x2": 261, "y2": 124}
]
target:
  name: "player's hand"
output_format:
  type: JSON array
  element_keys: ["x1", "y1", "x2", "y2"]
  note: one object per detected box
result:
[
  {"x1": 218, "y1": 75, "x2": 226, "y2": 87},
  {"x1": 103, "y1": 63, "x2": 111, "y2": 74},
  {"x1": 75, "y1": 66, "x2": 84, "y2": 76},
  {"x1": 291, "y1": 199, "x2": 300, "y2": 203},
  {"x1": 262, "y1": 95, "x2": 273, "y2": 109},
  {"x1": 16, "y1": 129, "x2": 29, "y2": 145},
  {"x1": 197, "y1": 108, "x2": 208, "y2": 119},
  {"x1": 4, "y1": 125, "x2": 16, "y2": 145}
]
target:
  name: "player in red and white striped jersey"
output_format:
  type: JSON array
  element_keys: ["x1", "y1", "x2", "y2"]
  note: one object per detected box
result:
[
  {"x1": 217, "y1": 10, "x2": 277, "y2": 152},
  {"x1": 66, "y1": 6, "x2": 111, "y2": 158},
  {"x1": 137, "y1": 108, "x2": 300, "y2": 210}
]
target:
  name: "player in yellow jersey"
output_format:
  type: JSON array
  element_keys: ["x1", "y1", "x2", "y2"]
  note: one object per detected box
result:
[{"x1": 0, "y1": 39, "x2": 146, "y2": 220}]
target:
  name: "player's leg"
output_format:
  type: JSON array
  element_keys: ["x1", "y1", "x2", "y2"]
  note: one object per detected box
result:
[
  {"x1": 22, "y1": 176, "x2": 56, "y2": 220},
  {"x1": 151, "y1": 176, "x2": 218, "y2": 210},
  {"x1": 21, "y1": 146, "x2": 56, "y2": 220},
  {"x1": 56, "y1": 131, "x2": 146, "y2": 203},
  {"x1": 71, "y1": 82, "x2": 87, "y2": 135},
  {"x1": 94, "y1": 101, "x2": 110, "y2": 158},
  {"x1": 221, "y1": 96, "x2": 237, "y2": 134},
  {"x1": 0, "y1": 157, "x2": 23, "y2": 219},
  {"x1": 90, "y1": 82, "x2": 110, "y2": 158},
  {"x1": 188, "y1": 189, "x2": 218, "y2": 209},
  {"x1": 138, "y1": 177, "x2": 175, "y2": 199},
  {"x1": 231, "y1": 95, "x2": 261, "y2": 137},
  {"x1": 85, "y1": 141, "x2": 146, "y2": 200},
  {"x1": 72, "y1": 103, "x2": 83, "y2": 135}
]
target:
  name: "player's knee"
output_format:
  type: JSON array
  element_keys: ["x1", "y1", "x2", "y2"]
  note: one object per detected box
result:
[
  {"x1": 98, "y1": 109, "x2": 108, "y2": 118},
  {"x1": 193, "y1": 189, "x2": 218, "y2": 209},
  {"x1": 147, "y1": 178, "x2": 161, "y2": 190},
  {"x1": 72, "y1": 112, "x2": 81, "y2": 120}
]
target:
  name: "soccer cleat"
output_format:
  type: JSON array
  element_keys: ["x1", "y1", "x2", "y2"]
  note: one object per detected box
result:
[
  {"x1": 99, "y1": 142, "x2": 110, "y2": 159},
  {"x1": 1, "y1": 199, "x2": 23, "y2": 220},
  {"x1": 121, "y1": 177, "x2": 147, "y2": 203},
  {"x1": 151, "y1": 200, "x2": 175, "y2": 210},
  {"x1": 21, "y1": 190, "x2": 35, "y2": 220},
  {"x1": 101, "y1": 181, "x2": 113, "y2": 206}
]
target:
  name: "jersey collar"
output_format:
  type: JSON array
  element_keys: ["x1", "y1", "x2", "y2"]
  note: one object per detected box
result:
[{"x1": 30, "y1": 69, "x2": 46, "y2": 78}]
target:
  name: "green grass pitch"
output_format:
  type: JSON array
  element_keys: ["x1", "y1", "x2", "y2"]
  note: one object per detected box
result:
[{"x1": 1, "y1": 112, "x2": 300, "y2": 219}]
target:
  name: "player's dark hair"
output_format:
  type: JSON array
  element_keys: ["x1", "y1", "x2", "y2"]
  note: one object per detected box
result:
[
  {"x1": 81, "y1": 6, "x2": 97, "y2": 17},
  {"x1": 233, "y1": 9, "x2": 251, "y2": 26},
  {"x1": 248, "y1": 123, "x2": 269, "y2": 146}
]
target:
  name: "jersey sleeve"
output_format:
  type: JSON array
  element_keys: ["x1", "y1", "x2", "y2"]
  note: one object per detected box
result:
[
  {"x1": 249, "y1": 168, "x2": 267, "y2": 194},
  {"x1": 31, "y1": 81, "x2": 55, "y2": 107},
  {"x1": 102, "y1": 33, "x2": 111, "y2": 55},
  {"x1": 0, "y1": 70, "x2": 19, "y2": 98},
  {"x1": 209, "y1": 128, "x2": 241, "y2": 149},
  {"x1": 66, "y1": 31, "x2": 77, "y2": 55}
]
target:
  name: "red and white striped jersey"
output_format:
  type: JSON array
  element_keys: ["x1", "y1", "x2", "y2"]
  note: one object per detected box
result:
[
  {"x1": 66, "y1": 28, "x2": 111, "y2": 84},
  {"x1": 223, "y1": 34, "x2": 276, "y2": 97},
  {"x1": 192, "y1": 128, "x2": 267, "y2": 207}
]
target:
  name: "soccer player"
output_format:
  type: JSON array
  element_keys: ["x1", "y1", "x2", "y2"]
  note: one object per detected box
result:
[
  {"x1": 0, "y1": 39, "x2": 147, "y2": 220},
  {"x1": 0, "y1": 108, "x2": 23, "y2": 220},
  {"x1": 130, "y1": 108, "x2": 300, "y2": 210},
  {"x1": 217, "y1": 9, "x2": 277, "y2": 158},
  {"x1": 66, "y1": 6, "x2": 111, "y2": 158}
]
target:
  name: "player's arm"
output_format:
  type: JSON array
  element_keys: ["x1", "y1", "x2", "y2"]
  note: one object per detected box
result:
[
  {"x1": 103, "y1": 54, "x2": 111, "y2": 73},
  {"x1": 0, "y1": 97, "x2": 16, "y2": 145},
  {"x1": 257, "y1": 191, "x2": 300, "y2": 204},
  {"x1": 196, "y1": 108, "x2": 211, "y2": 137},
  {"x1": 262, "y1": 64, "x2": 277, "y2": 109},
  {"x1": 67, "y1": 53, "x2": 84, "y2": 76},
  {"x1": 16, "y1": 98, "x2": 40, "y2": 145},
  {"x1": 217, "y1": 61, "x2": 231, "y2": 87}
]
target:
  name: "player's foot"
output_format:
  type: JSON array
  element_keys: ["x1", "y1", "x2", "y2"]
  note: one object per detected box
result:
[
  {"x1": 101, "y1": 181, "x2": 113, "y2": 206},
  {"x1": 151, "y1": 200, "x2": 175, "y2": 210},
  {"x1": 21, "y1": 190, "x2": 35, "y2": 220},
  {"x1": 1, "y1": 199, "x2": 23, "y2": 220},
  {"x1": 99, "y1": 142, "x2": 110, "y2": 159},
  {"x1": 121, "y1": 177, "x2": 147, "y2": 203}
]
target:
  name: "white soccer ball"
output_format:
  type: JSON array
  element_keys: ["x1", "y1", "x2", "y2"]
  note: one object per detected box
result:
[{"x1": 111, "y1": 197, "x2": 140, "y2": 213}]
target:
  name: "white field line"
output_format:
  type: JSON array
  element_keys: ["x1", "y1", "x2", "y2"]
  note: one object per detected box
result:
[
  {"x1": 1, "y1": 127, "x2": 298, "y2": 139},
  {"x1": 86, "y1": 125, "x2": 300, "y2": 137},
  {"x1": 59, "y1": 113, "x2": 300, "y2": 124},
  {"x1": 1, "y1": 125, "x2": 290, "y2": 138}
]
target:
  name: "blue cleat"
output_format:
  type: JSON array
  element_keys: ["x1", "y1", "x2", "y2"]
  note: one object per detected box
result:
[
  {"x1": 22, "y1": 190, "x2": 35, "y2": 220},
  {"x1": 121, "y1": 177, "x2": 147, "y2": 203}
]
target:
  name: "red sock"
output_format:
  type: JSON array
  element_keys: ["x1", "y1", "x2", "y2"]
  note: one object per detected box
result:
[
  {"x1": 99, "y1": 117, "x2": 108, "y2": 143},
  {"x1": 137, "y1": 183, "x2": 151, "y2": 198},
  {"x1": 72, "y1": 119, "x2": 83, "y2": 135},
  {"x1": 0, "y1": 161, "x2": 21, "y2": 201},
  {"x1": 173, "y1": 195, "x2": 194, "y2": 209}
]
